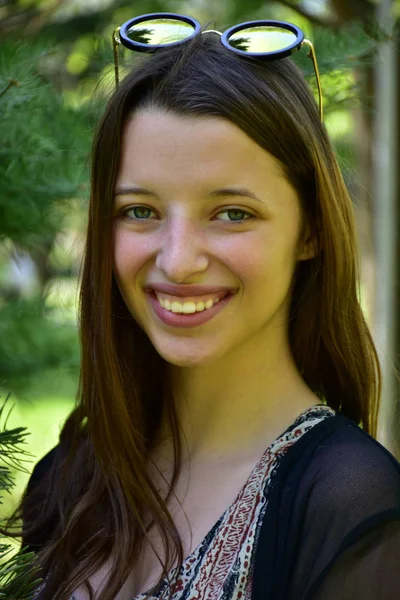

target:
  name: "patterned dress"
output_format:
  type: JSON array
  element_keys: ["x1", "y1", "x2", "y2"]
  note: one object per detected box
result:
[
  {"x1": 131, "y1": 404, "x2": 336, "y2": 600},
  {"x1": 34, "y1": 404, "x2": 336, "y2": 600}
]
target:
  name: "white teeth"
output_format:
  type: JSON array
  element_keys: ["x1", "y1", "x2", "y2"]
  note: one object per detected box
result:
[
  {"x1": 182, "y1": 302, "x2": 196, "y2": 314},
  {"x1": 171, "y1": 301, "x2": 184, "y2": 313},
  {"x1": 156, "y1": 294, "x2": 220, "y2": 314}
]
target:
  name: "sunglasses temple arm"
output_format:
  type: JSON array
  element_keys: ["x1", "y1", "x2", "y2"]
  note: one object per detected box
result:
[
  {"x1": 113, "y1": 27, "x2": 121, "y2": 88},
  {"x1": 302, "y1": 39, "x2": 323, "y2": 122}
]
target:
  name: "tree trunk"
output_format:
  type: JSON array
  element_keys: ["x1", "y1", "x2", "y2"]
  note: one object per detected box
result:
[{"x1": 371, "y1": 0, "x2": 400, "y2": 458}]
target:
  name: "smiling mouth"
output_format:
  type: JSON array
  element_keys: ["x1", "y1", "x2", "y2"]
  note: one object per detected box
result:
[
  {"x1": 146, "y1": 289, "x2": 235, "y2": 328},
  {"x1": 153, "y1": 291, "x2": 230, "y2": 314}
]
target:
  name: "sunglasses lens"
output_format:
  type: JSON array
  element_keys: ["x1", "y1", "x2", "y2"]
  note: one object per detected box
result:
[
  {"x1": 227, "y1": 25, "x2": 298, "y2": 54},
  {"x1": 125, "y1": 18, "x2": 195, "y2": 46}
]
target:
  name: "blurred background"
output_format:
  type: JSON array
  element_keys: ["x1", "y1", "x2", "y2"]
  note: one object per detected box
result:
[{"x1": 0, "y1": 0, "x2": 399, "y2": 538}]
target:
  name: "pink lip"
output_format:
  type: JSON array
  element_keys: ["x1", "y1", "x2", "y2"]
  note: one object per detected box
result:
[
  {"x1": 145, "y1": 283, "x2": 235, "y2": 298},
  {"x1": 146, "y1": 290, "x2": 234, "y2": 328}
]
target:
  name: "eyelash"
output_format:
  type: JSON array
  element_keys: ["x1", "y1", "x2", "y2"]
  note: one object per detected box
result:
[{"x1": 119, "y1": 205, "x2": 255, "y2": 224}]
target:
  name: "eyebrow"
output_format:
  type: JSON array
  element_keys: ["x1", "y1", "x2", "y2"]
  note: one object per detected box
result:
[
  {"x1": 209, "y1": 188, "x2": 264, "y2": 204},
  {"x1": 115, "y1": 186, "x2": 155, "y2": 197},
  {"x1": 115, "y1": 186, "x2": 264, "y2": 204}
]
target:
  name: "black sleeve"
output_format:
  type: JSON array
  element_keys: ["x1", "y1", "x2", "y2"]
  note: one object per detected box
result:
[
  {"x1": 251, "y1": 415, "x2": 400, "y2": 600},
  {"x1": 309, "y1": 516, "x2": 400, "y2": 599},
  {"x1": 22, "y1": 445, "x2": 60, "y2": 553},
  {"x1": 287, "y1": 421, "x2": 400, "y2": 600}
]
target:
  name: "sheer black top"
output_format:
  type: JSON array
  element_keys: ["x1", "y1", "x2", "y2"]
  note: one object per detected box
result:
[
  {"x1": 252, "y1": 411, "x2": 400, "y2": 599},
  {"x1": 25, "y1": 408, "x2": 400, "y2": 599}
]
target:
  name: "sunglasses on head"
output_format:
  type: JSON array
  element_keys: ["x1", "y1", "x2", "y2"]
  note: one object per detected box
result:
[{"x1": 112, "y1": 12, "x2": 323, "y2": 122}]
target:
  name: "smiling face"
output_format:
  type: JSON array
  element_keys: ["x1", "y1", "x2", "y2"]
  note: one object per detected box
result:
[{"x1": 113, "y1": 110, "x2": 315, "y2": 368}]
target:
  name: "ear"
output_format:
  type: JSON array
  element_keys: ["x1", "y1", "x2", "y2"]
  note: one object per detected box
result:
[{"x1": 296, "y1": 223, "x2": 321, "y2": 261}]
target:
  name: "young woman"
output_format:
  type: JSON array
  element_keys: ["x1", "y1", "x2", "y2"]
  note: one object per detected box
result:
[{"x1": 4, "y1": 14, "x2": 400, "y2": 600}]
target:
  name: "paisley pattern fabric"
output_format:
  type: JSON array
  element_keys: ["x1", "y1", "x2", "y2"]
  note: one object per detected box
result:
[{"x1": 125, "y1": 404, "x2": 336, "y2": 600}]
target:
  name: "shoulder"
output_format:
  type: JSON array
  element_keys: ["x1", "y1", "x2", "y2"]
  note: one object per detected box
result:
[
  {"x1": 22, "y1": 444, "x2": 63, "y2": 553},
  {"x1": 270, "y1": 413, "x2": 400, "y2": 533},
  {"x1": 27, "y1": 445, "x2": 60, "y2": 494},
  {"x1": 306, "y1": 417, "x2": 400, "y2": 506},
  {"x1": 295, "y1": 416, "x2": 400, "y2": 543},
  {"x1": 252, "y1": 415, "x2": 400, "y2": 598},
  {"x1": 292, "y1": 420, "x2": 400, "y2": 599}
]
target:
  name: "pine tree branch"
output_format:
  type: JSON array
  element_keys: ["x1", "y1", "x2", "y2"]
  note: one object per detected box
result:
[
  {"x1": 0, "y1": 79, "x2": 18, "y2": 99},
  {"x1": 0, "y1": 395, "x2": 34, "y2": 496},
  {"x1": 0, "y1": 394, "x2": 43, "y2": 598},
  {"x1": 0, "y1": 545, "x2": 43, "y2": 598}
]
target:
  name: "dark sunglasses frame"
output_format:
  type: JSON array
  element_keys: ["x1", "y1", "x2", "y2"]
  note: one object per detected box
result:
[{"x1": 113, "y1": 12, "x2": 323, "y2": 121}]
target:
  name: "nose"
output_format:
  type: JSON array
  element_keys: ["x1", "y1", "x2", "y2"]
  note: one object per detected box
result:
[{"x1": 155, "y1": 217, "x2": 209, "y2": 282}]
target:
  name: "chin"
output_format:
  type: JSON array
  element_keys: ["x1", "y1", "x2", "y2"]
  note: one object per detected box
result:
[{"x1": 153, "y1": 340, "x2": 222, "y2": 368}]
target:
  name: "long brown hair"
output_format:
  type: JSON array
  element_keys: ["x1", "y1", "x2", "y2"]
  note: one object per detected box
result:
[{"x1": 3, "y1": 30, "x2": 381, "y2": 600}]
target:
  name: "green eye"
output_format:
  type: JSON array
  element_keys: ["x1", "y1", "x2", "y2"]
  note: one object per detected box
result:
[
  {"x1": 216, "y1": 209, "x2": 253, "y2": 222},
  {"x1": 123, "y1": 206, "x2": 156, "y2": 220},
  {"x1": 120, "y1": 205, "x2": 254, "y2": 223}
]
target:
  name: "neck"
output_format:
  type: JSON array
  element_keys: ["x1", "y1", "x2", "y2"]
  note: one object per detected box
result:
[{"x1": 154, "y1": 334, "x2": 320, "y2": 463}]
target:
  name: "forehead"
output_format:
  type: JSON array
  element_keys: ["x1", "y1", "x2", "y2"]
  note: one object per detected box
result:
[{"x1": 117, "y1": 110, "x2": 287, "y2": 187}]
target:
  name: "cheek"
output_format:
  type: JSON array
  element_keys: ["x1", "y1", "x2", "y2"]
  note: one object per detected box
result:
[
  {"x1": 113, "y1": 231, "x2": 150, "y2": 282},
  {"x1": 230, "y1": 234, "x2": 298, "y2": 297},
  {"x1": 112, "y1": 233, "x2": 152, "y2": 326}
]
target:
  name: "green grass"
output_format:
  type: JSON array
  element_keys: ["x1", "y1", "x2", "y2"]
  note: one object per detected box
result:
[{"x1": 1, "y1": 367, "x2": 77, "y2": 556}]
